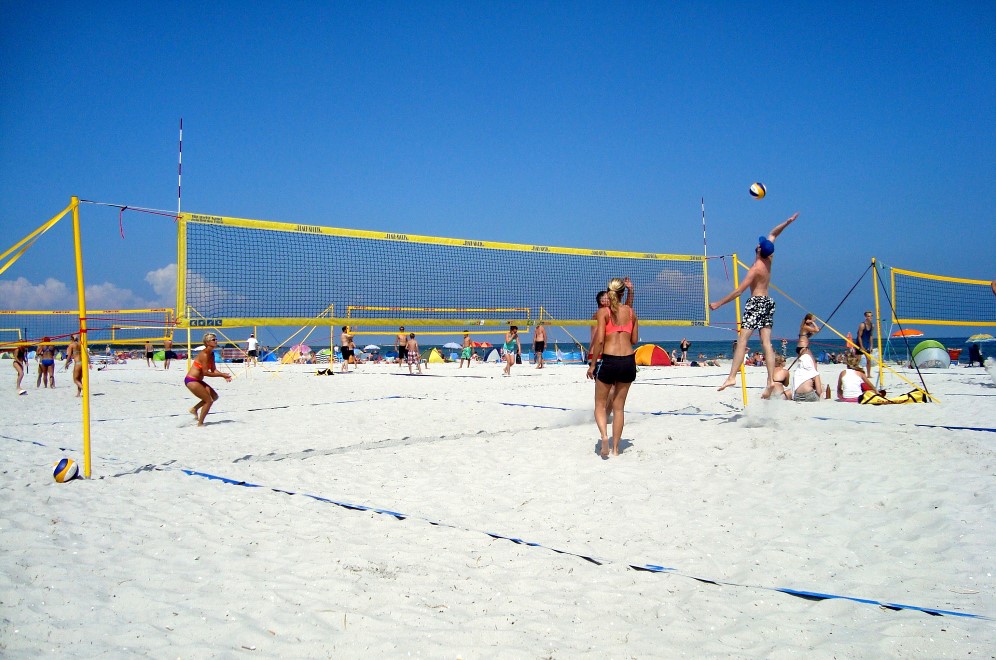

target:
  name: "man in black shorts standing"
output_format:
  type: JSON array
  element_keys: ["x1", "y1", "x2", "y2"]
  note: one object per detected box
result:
[
  {"x1": 339, "y1": 326, "x2": 354, "y2": 373},
  {"x1": 395, "y1": 326, "x2": 407, "y2": 368},
  {"x1": 710, "y1": 212, "x2": 799, "y2": 397},
  {"x1": 533, "y1": 321, "x2": 547, "y2": 369}
]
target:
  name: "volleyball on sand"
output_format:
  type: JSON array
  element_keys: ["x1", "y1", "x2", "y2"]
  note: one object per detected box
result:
[
  {"x1": 749, "y1": 182, "x2": 766, "y2": 199},
  {"x1": 53, "y1": 458, "x2": 79, "y2": 483}
]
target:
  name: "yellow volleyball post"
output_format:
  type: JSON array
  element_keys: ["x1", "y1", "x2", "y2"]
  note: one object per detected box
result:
[
  {"x1": 70, "y1": 197, "x2": 93, "y2": 478},
  {"x1": 732, "y1": 253, "x2": 748, "y2": 406},
  {"x1": 872, "y1": 257, "x2": 885, "y2": 387}
]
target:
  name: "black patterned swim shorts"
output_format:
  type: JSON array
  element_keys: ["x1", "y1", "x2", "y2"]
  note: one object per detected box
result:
[{"x1": 743, "y1": 296, "x2": 775, "y2": 329}]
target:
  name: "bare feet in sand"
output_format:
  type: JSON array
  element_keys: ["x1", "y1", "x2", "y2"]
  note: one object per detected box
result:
[{"x1": 717, "y1": 377, "x2": 737, "y2": 391}]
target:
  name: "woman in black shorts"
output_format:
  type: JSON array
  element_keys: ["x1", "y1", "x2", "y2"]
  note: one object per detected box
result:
[{"x1": 587, "y1": 277, "x2": 638, "y2": 459}]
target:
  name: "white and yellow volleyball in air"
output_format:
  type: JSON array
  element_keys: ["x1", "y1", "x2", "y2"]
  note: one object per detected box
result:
[
  {"x1": 53, "y1": 457, "x2": 79, "y2": 483},
  {"x1": 749, "y1": 182, "x2": 767, "y2": 199}
]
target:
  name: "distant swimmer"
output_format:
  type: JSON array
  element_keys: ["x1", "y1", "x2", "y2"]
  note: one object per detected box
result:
[
  {"x1": 184, "y1": 333, "x2": 232, "y2": 426},
  {"x1": 710, "y1": 212, "x2": 799, "y2": 397}
]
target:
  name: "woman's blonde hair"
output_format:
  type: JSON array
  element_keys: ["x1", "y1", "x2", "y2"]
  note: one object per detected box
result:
[
  {"x1": 846, "y1": 353, "x2": 862, "y2": 370},
  {"x1": 203, "y1": 333, "x2": 217, "y2": 342},
  {"x1": 606, "y1": 277, "x2": 626, "y2": 313}
]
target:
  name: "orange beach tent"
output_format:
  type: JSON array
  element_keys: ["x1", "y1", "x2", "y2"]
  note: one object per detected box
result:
[{"x1": 634, "y1": 344, "x2": 672, "y2": 366}]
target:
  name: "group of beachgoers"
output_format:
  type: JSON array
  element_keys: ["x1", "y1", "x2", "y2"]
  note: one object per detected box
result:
[
  {"x1": 9, "y1": 334, "x2": 87, "y2": 396},
  {"x1": 173, "y1": 211, "x2": 983, "y2": 445},
  {"x1": 143, "y1": 339, "x2": 178, "y2": 369}
]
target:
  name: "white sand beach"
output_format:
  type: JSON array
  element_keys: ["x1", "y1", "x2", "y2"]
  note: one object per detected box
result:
[{"x1": 2, "y1": 358, "x2": 994, "y2": 657}]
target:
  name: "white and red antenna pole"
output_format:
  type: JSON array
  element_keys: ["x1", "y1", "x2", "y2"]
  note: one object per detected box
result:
[{"x1": 177, "y1": 118, "x2": 183, "y2": 219}]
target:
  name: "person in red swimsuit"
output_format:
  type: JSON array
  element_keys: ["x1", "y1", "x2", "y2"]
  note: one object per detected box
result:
[
  {"x1": 184, "y1": 333, "x2": 231, "y2": 426},
  {"x1": 587, "y1": 277, "x2": 639, "y2": 459}
]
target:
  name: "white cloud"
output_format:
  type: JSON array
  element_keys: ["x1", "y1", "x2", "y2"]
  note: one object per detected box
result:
[
  {"x1": 84, "y1": 282, "x2": 157, "y2": 310},
  {"x1": 0, "y1": 276, "x2": 160, "y2": 311},
  {"x1": 145, "y1": 264, "x2": 177, "y2": 306},
  {"x1": 0, "y1": 277, "x2": 74, "y2": 309}
]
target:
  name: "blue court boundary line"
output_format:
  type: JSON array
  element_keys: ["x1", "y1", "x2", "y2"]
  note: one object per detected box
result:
[
  {"x1": 461, "y1": 398, "x2": 996, "y2": 433},
  {"x1": 179, "y1": 467, "x2": 990, "y2": 621},
  {"x1": 4, "y1": 432, "x2": 989, "y2": 621}
]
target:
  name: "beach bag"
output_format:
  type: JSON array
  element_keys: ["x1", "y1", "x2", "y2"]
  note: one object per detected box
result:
[{"x1": 859, "y1": 389, "x2": 928, "y2": 405}]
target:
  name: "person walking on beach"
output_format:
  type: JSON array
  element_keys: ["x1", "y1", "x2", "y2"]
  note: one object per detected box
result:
[
  {"x1": 36, "y1": 338, "x2": 55, "y2": 388},
  {"x1": 396, "y1": 326, "x2": 407, "y2": 367},
  {"x1": 534, "y1": 322, "x2": 547, "y2": 369},
  {"x1": 65, "y1": 335, "x2": 82, "y2": 394},
  {"x1": 65, "y1": 334, "x2": 80, "y2": 371},
  {"x1": 459, "y1": 331, "x2": 473, "y2": 369},
  {"x1": 590, "y1": 278, "x2": 635, "y2": 414},
  {"x1": 245, "y1": 333, "x2": 258, "y2": 367},
  {"x1": 184, "y1": 333, "x2": 231, "y2": 426},
  {"x1": 71, "y1": 340, "x2": 87, "y2": 397},
  {"x1": 797, "y1": 313, "x2": 820, "y2": 354},
  {"x1": 12, "y1": 345, "x2": 27, "y2": 392},
  {"x1": 502, "y1": 326, "x2": 521, "y2": 376},
  {"x1": 340, "y1": 326, "x2": 354, "y2": 373},
  {"x1": 405, "y1": 332, "x2": 422, "y2": 375},
  {"x1": 163, "y1": 337, "x2": 175, "y2": 370},
  {"x1": 588, "y1": 277, "x2": 639, "y2": 458},
  {"x1": 710, "y1": 212, "x2": 799, "y2": 396},
  {"x1": 856, "y1": 311, "x2": 875, "y2": 376},
  {"x1": 145, "y1": 341, "x2": 154, "y2": 367},
  {"x1": 679, "y1": 338, "x2": 691, "y2": 362}
]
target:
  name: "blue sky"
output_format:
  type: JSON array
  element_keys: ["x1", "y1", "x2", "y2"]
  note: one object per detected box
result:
[{"x1": 1, "y1": 2, "x2": 993, "y2": 342}]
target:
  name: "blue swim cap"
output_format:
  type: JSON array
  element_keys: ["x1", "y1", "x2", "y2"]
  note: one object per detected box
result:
[{"x1": 758, "y1": 236, "x2": 775, "y2": 258}]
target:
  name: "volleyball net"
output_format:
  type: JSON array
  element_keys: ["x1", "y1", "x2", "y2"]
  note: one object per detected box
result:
[
  {"x1": 177, "y1": 213, "x2": 710, "y2": 330},
  {"x1": 0, "y1": 309, "x2": 175, "y2": 349},
  {"x1": 889, "y1": 266, "x2": 996, "y2": 327},
  {"x1": 345, "y1": 306, "x2": 532, "y2": 336}
]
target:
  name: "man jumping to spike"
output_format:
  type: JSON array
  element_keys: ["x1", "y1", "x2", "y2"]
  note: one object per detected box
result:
[{"x1": 710, "y1": 212, "x2": 799, "y2": 397}]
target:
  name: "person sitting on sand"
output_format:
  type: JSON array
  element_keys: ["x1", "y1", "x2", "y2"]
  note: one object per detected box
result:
[
  {"x1": 762, "y1": 355, "x2": 792, "y2": 400},
  {"x1": 184, "y1": 333, "x2": 232, "y2": 426},
  {"x1": 968, "y1": 343, "x2": 984, "y2": 367},
  {"x1": 789, "y1": 349, "x2": 823, "y2": 402},
  {"x1": 837, "y1": 353, "x2": 877, "y2": 402}
]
